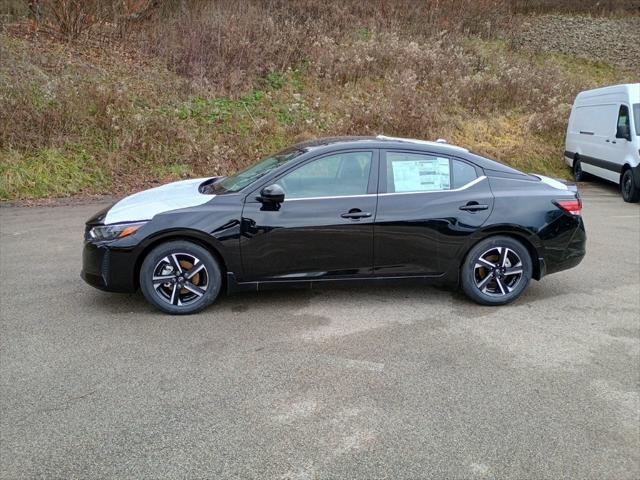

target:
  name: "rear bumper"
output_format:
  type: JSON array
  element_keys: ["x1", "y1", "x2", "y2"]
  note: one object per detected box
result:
[
  {"x1": 543, "y1": 216, "x2": 586, "y2": 276},
  {"x1": 81, "y1": 241, "x2": 137, "y2": 293}
]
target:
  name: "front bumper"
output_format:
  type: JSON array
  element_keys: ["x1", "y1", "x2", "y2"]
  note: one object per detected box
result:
[{"x1": 81, "y1": 241, "x2": 138, "y2": 293}]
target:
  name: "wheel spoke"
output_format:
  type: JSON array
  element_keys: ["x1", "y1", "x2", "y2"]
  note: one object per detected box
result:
[
  {"x1": 476, "y1": 258, "x2": 496, "y2": 269},
  {"x1": 495, "y1": 276, "x2": 509, "y2": 295},
  {"x1": 504, "y1": 267, "x2": 523, "y2": 276},
  {"x1": 476, "y1": 272, "x2": 494, "y2": 290},
  {"x1": 170, "y1": 284, "x2": 179, "y2": 305},
  {"x1": 152, "y1": 274, "x2": 175, "y2": 282},
  {"x1": 185, "y1": 261, "x2": 205, "y2": 280},
  {"x1": 171, "y1": 254, "x2": 183, "y2": 273},
  {"x1": 499, "y1": 247, "x2": 509, "y2": 267},
  {"x1": 153, "y1": 281, "x2": 169, "y2": 291},
  {"x1": 183, "y1": 281, "x2": 206, "y2": 297}
]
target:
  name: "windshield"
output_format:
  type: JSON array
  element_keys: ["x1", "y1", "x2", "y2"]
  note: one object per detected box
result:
[
  {"x1": 209, "y1": 148, "x2": 304, "y2": 193},
  {"x1": 634, "y1": 104, "x2": 640, "y2": 136}
]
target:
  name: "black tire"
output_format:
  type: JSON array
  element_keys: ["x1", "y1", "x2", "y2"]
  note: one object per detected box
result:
[
  {"x1": 139, "y1": 240, "x2": 222, "y2": 315},
  {"x1": 573, "y1": 157, "x2": 586, "y2": 182},
  {"x1": 461, "y1": 236, "x2": 532, "y2": 306},
  {"x1": 621, "y1": 169, "x2": 640, "y2": 203}
]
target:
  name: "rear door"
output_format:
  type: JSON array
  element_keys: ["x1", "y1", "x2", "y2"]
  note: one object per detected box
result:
[
  {"x1": 374, "y1": 150, "x2": 493, "y2": 276},
  {"x1": 239, "y1": 149, "x2": 379, "y2": 281}
]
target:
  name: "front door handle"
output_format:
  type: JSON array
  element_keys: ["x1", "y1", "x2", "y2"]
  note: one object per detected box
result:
[
  {"x1": 341, "y1": 210, "x2": 372, "y2": 219},
  {"x1": 459, "y1": 202, "x2": 489, "y2": 212}
]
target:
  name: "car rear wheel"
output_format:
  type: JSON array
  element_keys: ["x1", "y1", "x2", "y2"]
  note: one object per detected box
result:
[
  {"x1": 140, "y1": 240, "x2": 222, "y2": 315},
  {"x1": 461, "y1": 236, "x2": 532, "y2": 306},
  {"x1": 621, "y1": 169, "x2": 640, "y2": 203}
]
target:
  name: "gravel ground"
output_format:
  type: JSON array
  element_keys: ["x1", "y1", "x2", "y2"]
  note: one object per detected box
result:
[{"x1": 510, "y1": 14, "x2": 640, "y2": 68}]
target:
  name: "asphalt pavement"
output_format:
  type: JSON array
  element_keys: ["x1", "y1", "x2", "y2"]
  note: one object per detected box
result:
[{"x1": 1, "y1": 181, "x2": 638, "y2": 479}]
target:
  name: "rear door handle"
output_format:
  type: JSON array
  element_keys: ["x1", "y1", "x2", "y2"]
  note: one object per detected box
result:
[
  {"x1": 459, "y1": 203, "x2": 489, "y2": 212},
  {"x1": 341, "y1": 210, "x2": 372, "y2": 219}
]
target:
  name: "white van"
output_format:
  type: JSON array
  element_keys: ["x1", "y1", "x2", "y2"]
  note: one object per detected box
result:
[{"x1": 565, "y1": 83, "x2": 640, "y2": 202}]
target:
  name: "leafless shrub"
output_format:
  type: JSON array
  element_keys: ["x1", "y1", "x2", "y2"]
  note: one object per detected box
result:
[
  {"x1": 512, "y1": 0, "x2": 640, "y2": 14},
  {"x1": 127, "y1": 0, "x2": 513, "y2": 93}
]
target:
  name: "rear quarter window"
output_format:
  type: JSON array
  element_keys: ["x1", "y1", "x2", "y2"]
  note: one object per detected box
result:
[{"x1": 452, "y1": 160, "x2": 478, "y2": 189}]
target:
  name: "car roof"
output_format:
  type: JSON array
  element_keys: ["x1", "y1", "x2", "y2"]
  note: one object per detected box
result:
[
  {"x1": 292, "y1": 135, "x2": 469, "y2": 153},
  {"x1": 290, "y1": 135, "x2": 526, "y2": 176}
]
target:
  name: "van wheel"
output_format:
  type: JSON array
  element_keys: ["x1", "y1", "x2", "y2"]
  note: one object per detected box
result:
[
  {"x1": 573, "y1": 158, "x2": 586, "y2": 181},
  {"x1": 621, "y1": 169, "x2": 640, "y2": 203}
]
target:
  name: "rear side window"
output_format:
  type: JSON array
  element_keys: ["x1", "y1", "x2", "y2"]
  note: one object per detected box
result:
[
  {"x1": 634, "y1": 104, "x2": 640, "y2": 136},
  {"x1": 385, "y1": 152, "x2": 477, "y2": 193}
]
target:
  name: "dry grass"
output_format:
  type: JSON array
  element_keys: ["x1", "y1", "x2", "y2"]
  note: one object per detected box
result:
[{"x1": 1, "y1": 0, "x2": 638, "y2": 199}]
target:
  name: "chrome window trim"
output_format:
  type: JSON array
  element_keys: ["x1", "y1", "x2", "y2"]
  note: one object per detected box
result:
[
  {"x1": 282, "y1": 176, "x2": 486, "y2": 201},
  {"x1": 379, "y1": 175, "x2": 487, "y2": 196},
  {"x1": 285, "y1": 193, "x2": 377, "y2": 202}
]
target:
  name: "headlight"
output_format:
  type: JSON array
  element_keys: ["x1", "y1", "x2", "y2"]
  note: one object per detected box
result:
[{"x1": 89, "y1": 222, "x2": 147, "y2": 241}]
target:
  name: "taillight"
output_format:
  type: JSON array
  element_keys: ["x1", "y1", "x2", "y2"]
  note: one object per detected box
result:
[{"x1": 556, "y1": 198, "x2": 582, "y2": 216}]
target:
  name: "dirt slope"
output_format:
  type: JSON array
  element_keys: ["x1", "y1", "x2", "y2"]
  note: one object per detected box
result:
[{"x1": 510, "y1": 14, "x2": 640, "y2": 70}]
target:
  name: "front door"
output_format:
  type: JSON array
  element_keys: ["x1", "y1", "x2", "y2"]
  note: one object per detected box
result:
[
  {"x1": 374, "y1": 150, "x2": 493, "y2": 276},
  {"x1": 239, "y1": 150, "x2": 378, "y2": 281}
]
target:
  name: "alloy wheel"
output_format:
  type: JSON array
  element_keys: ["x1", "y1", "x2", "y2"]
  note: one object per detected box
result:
[
  {"x1": 473, "y1": 246, "x2": 524, "y2": 296},
  {"x1": 152, "y1": 253, "x2": 209, "y2": 306}
]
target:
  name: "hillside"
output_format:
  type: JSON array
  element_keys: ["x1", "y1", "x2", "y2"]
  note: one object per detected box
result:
[{"x1": 1, "y1": 1, "x2": 639, "y2": 200}]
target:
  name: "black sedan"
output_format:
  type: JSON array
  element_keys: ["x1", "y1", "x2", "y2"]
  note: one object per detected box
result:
[{"x1": 82, "y1": 136, "x2": 586, "y2": 314}]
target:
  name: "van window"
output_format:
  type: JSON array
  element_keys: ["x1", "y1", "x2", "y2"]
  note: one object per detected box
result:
[
  {"x1": 633, "y1": 104, "x2": 640, "y2": 136},
  {"x1": 617, "y1": 106, "x2": 630, "y2": 128}
]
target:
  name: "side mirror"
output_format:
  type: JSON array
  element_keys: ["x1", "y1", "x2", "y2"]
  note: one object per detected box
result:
[
  {"x1": 616, "y1": 125, "x2": 631, "y2": 141},
  {"x1": 258, "y1": 184, "x2": 285, "y2": 203}
]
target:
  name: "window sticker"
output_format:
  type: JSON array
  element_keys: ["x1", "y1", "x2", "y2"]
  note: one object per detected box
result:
[{"x1": 391, "y1": 157, "x2": 450, "y2": 192}]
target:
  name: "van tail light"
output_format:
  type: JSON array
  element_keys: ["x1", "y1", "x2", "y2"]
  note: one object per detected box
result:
[{"x1": 556, "y1": 198, "x2": 582, "y2": 216}]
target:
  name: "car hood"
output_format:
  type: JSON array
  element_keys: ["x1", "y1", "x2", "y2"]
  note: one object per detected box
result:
[{"x1": 104, "y1": 177, "x2": 216, "y2": 225}]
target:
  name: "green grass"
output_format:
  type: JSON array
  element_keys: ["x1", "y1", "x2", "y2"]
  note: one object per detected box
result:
[{"x1": 0, "y1": 147, "x2": 110, "y2": 199}]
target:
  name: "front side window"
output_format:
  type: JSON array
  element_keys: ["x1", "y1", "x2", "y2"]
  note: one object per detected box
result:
[
  {"x1": 617, "y1": 105, "x2": 630, "y2": 138},
  {"x1": 385, "y1": 152, "x2": 477, "y2": 193},
  {"x1": 633, "y1": 104, "x2": 640, "y2": 136},
  {"x1": 279, "y1": 151, "x2": 372, "y2": 199}
]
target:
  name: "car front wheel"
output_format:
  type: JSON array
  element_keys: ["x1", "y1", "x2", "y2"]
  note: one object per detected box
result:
[
  {"x1": 461, "y1": 236, "x2": 532, "y2": 306},
  {"x1": 139, "y1": 240, "x2": 222, "y2": 315}
]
